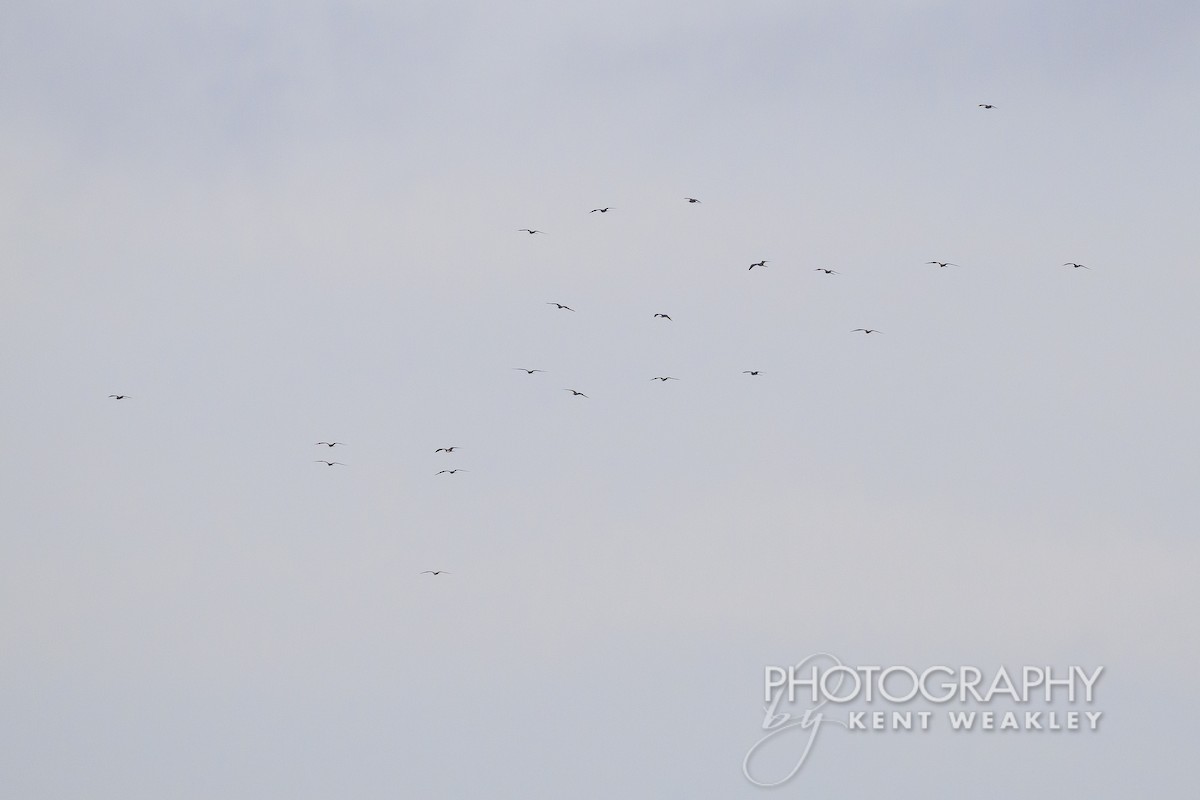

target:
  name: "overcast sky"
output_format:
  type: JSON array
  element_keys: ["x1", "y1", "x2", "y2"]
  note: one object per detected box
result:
[{"x1": 3, "y1": 1, "x2": 1199, "y2": 797}]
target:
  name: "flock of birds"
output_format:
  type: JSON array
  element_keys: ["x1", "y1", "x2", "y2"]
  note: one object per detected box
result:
[{"x1": 106, "y1": 104, "x2": 1094, "y2": 577}]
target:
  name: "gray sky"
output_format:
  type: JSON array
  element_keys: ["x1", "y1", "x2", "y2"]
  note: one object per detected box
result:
[{"x1": 2, "y1": 1, "x2": 1198, "y2": 797}]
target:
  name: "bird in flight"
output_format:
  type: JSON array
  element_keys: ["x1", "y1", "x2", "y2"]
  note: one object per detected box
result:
[
  {"x1": 852, "y1": 329, "x2": 882, "y2": 334},
  {"x1": 653, "y1": 313, "x2": 672, "y2": 320},
  {"x1": 749, "y1": 260, "x2": 769, "y2": 270},
  {"x1": 926, "y1": 261, "x2": 958, "y2": 268},
  {"x1": 314, "y1": 460, "x2": 346, "y2": 466},
  {"x1": 436, "y1": 469, "x2": 467, "y2": 475},
  {"x1": 685, "y1": 197, "x2": 701, "y2": 203},
  {"x1": 315, "y1": 442, "x2": 345, "y2": 447},
  {"x1": 518, "y1": 229, "x2": 545, "y2": 234},
  {"x1": 590, "y1": 207, "x2": 612, "y2": 213},
  {"x1": 564, "y1": 389, "x2": 589, "y2": 397},
  {"x1": 513, "y1": 368, "x2": 546, "y2": 374},
  {"x1": 743, "y1": 370, "x2": 761, "y2": 376},
  {"x1": 978, "y1": 104, "x2": 996, "y2": 109},
  {"x1": 547, "y1": 302, "x2": 575, "y2": 311},
  {"x1": 1063, "y1": 262, "x2": 1090, "y2": 269},
  {"x1": 651, "y1": 376, "x2": 679, "y2": 381},
  {"x1": 435, "y1": 446, "x2": 459, "y2": 453},
  {"x1": 420, "y1": 570, "x2": 450, "y2": 575},
  {"x1": 108, "y1": 394, "x2": 131, "y2": 399},
  {"x1": 814, "y1": 268, "x2": 839, "y2": 274}
]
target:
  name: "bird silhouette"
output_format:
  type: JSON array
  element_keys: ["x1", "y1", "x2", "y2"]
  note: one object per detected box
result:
[
  {"x1": 1063, "y1": 262, "x2": 1090, "y2": 269},
  {"x1": 685, "y1": 197, "x2": 701, "y2": 203},
  {"x1": 590, "y1": 207, "x2": 612, "y2": 213},
  {"x1": 743, "y1": 370, "x2": 761, "y2": 376},
  {"x1": 513, "y1": 368, "x2": 547, "y2": 374},
  {"x1": 926, "y1": 261, "x2": 958, "y2": 268},
  {"x1": 852, "y1": 329, "x2": 882, "y2": 334},
  {"x1": 518, "y1": 229, "x2": 545, "y2": 234},
  {"x1": 547, "y1": 302, "x2": 575, "y2": 311},
  {"x1": 749, "y1": 260, "x2": 769, "y2": 270},
  {"x1": 435, "y1": 446, "x2": 459, "y2": 453},
  {"x1": 421, "y1": 570, "x2": 450, "y2": 575},
  {"x1": 315, "y1": 442, "x2": 345, "y2": 447},
  {"x1": 314, "y1": 460, "x2": 346, "y2": 466},
  {"x1": 978, "y1": 104, "x2": 996, "y2": 109},
  {"x1": 436, "y1": 469, "x2": 467, "y2": 475},
  {"x1": 564, "y1": 389, "x2": 589, "y2": 397},
  {"x1": 814, "y1": 268, "x2": 839, "y2": 274},
  {"x1": 653, "y1": 313, "x2": 672, "y2": 320},
  {"x1": 651, "y1": 376, "x2": 679, "y2": 381},
  {"x1": 108, "y1": 394, "x2": 131, "y2": 399}
]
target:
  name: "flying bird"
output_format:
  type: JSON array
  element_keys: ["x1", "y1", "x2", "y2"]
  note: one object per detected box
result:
[
  {"x1": 420, "y1": 570, "x2": 450, "y2": 575},
  {"x1": 926, "y1": 261, "x2": 959, "y2": 268},
  {"x1": 108, "y1": 394, "x2": 131, "y2": 399},
  {"x1": 852, "y1": 329, "x2": 882, "y2": 334},
  {"x1": 743, "y1": 370, "x2": 761, "y2": 376},
  {"x1": 651, "y1": 376, "x2": 679, "y2": 381},
  {"x1": 435, "y1": 446, "x2": 459, "y2": 453},
  {"x1": 1063, "y1": 262, "x2": 1090, "y2": 269},
  {"x1": 685, "y1": 197, "x2": 701, "y2": 203},
  {"x1": 590, "y1": 207, "x2": 612, "y2": 213},
  {"x1": 749, "y1": 260, "x2": 769, "y2": 270},
  {"x1": 314, "y1": 460, "x2": 346, "y2": 466},
  {"x1": 978, "y1": 104, "x2": 996, "y2": 109},
  {"x1": 814, "y1": 268, "x2": 839, "y2": 274},
  {"x1": 653, "y1": 313, "x2": 672, "y2": 320},
  {"x1": 315, "y1": 442, "x2": 345, "y2": 447},
  {"x1": 436, "y1": 469, "x2": 467, "y2": 475},
  {"x1": 518, "y1": 229, "x2": 545, "y2": 234},
  {"x1": 513, "y1": 368, "x2": 546, "y2": 374},
  {"x1": 564, "y1": 389, "x2": 589, "y2": 397},
  {"x1": 547, "y1": 302, "x2": 575, "y2": 311}
]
